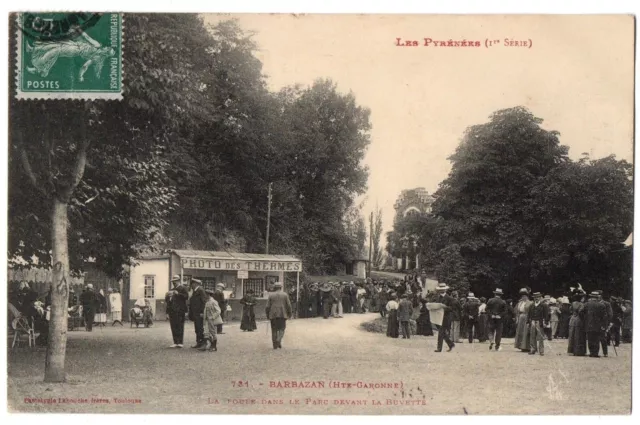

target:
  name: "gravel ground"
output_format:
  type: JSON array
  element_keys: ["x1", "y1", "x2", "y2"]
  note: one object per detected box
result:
[{"x1": 7, "y1": 313, "x2": 631, "y2": 414}]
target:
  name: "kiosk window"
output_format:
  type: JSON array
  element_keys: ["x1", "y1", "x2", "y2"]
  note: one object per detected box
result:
[
  {"x1": 244, "y1": 278, "x2": 264, "y2": 296},
  {"x1": 200, "y1": 277, "x2": 216, "y2": 292}
]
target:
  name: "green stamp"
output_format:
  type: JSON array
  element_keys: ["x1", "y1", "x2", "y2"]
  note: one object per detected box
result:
[{"x1": 16, "y1": 12, "x2": 123, "y2": 100}]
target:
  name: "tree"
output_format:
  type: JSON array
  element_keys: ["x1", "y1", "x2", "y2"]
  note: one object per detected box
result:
[
  {"x1": 432, "y1": 106, "x2": 570, "y2": 296},
  {"x1": 9, "y1": 14, "x2": 218, "y2": 382},
  {"x1": 371, "y1": 205, "x2": 384, "y2": 269}
]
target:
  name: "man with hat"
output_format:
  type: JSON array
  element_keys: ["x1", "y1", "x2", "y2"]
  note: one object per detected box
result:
[
  {"x1": 463, "y1": 292, "x2": 480, "y2": 343},
  {"x1": 80, "y1": 283, "x2": 98, "y2": 332},
  {"x1": 331, "y1": 282, "x2": 343, "y2": 318},
  {"x1": 213, "y1": 283, "x2": 227, "y2": 334},
  {"x1": 188, "y1": 278, "x2": 208, "y2": 349},
  {"x1": 583, "y1": 291, "x2": 608, "y2": 357},
  {"x1": 166, "y1": 275, "x2": 189, "y2": 348},
  {"x1": 595, "y1": 290, "x2": 613, "y2": 357},
  {"x1": 527, "y1": 292, "x2": 549, "y2": 355},
  {"x1": 265, "y1": 281, "x2": 293, "y2": 349},
  {"x1": 486, "y1": 288, "x2": 507, "y2": 351},
  {"x1": 608, "y1": 296, "x2": 623, "y2": 348},
  {"x1": 433, "y1": 282, "x2": 455, "y2": 352}
]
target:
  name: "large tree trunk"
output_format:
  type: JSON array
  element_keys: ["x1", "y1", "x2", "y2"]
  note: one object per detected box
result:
[{"x1": 44, "y1": 198, "x2": 70, "y2": 383}]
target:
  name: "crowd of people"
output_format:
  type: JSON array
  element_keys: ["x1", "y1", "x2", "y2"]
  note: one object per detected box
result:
[
  {"x1": 164, "y1": 275, "x2": 292, "y2": 352},
  {"x1": 8, "y1": 281, "x2": 124, "y2": 346}
]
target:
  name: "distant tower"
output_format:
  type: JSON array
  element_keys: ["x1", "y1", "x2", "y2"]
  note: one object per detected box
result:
[{"x1": 391, "y1": 188, "x2": 435, "y2": 270}]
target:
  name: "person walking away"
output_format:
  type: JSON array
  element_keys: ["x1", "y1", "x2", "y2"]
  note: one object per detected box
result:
[
  {"x1": 434, "y1": 283, "x2": 455, "y2": 352},
  {"x1": 166, "y1": 275, "x2": 189, "y2": 347},
  {"x1": 608, "y1": 297, "x2": 623, "y2": 347},
  {"x1": 486, "y1": 288, "x2": 507, "y2": 351},
  {"x1": 80, "y1": 284, "x2": 98, "y2": 332},
  {"x1": 319, "y1": 283, "x2": 333, "y2": 319},
  {"x1": 385, "y1": 294, "x2": 400, "y2": 338},
  {"x1": 416, "y1": 298, "x2": 434, "y2": 336},
  {"x1": 213, "y1": 283, "x2": 227, "y2": 334},
  {"x1": 463, "y1": 293, "x2": 480, "y2": 343},
  {"x1": 583, "y1": 291, "x2": 608, "y2": 357},
  {"x1": 200, "y1": 290, "x2": 222, "y2": 352},
  {"x1": 397, "y1": 294, "x2": 413, "y2": 339},
  {"x1": 240, "y1": 289, "x2": 258, "y2": 331},
  {"x1": 459, "y1": 297, "x2": 468, "y2": 340},
  {"x1": 450, "y1": 291, "x2": 463, "y2": 343},
  {"x1": 567, "y1": 291, "x2": 587, "y2": 356},
  {"x1": 365, "y1": 279, "x2": 375, "y2": 312},
  {"x1": 331, "y1": 283, "x2": 343, "y2": 318},
  {"x1": 189, "y1": 279, "x2": 207, "y2": 349},
  {"x1": 621, "y1": 300, "x2": 632, "y2": 343},
  {"x1": 265, "y1": 281, "x2": 292, "y2": 349},
  {"x1": 514, "y1": 288, "x2": 532, "y2": 351},
  {"x1": 108, "y1": 288, "x2": 123, "y2": 326},
  {"x1": 371, "y1": 282, "x2": 380, "y2": 313},
  {"x1": 549, "y1": 300, "x2": 560, "y2": 340}
]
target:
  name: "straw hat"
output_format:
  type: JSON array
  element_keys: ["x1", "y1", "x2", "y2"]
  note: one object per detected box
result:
[{"x1": 435, "y1": 283, "x2": 449, "y2": 291}]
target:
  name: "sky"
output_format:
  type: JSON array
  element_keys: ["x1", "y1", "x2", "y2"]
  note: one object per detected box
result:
[{"x1": 204, "y1": 14, "x2": 634, "y2": 235}]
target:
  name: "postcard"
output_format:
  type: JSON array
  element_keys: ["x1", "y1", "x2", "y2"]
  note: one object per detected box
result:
[{"x1": 6, "y1": 12, "x2": 634, "y2": 415}]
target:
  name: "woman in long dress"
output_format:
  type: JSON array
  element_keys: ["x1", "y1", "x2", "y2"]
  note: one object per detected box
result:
[
  {"x1": 416, "y1": 298, "x2": 434, "y2": 336},
  {"x1": 477, "y1": 298, "x2": 489, "y2": 342},
  {"x1": 557, "y1": 299, "x2": 571, "y2": 339},
  {"x1": 567, "y1": 293, "x2": 587, "y2": 356},
  {"x1": 514, "y1": 289, "x2": 532, "y2": 351},
  {"x1": 240, "y1": 289, "x2": 257, "y2": 331},
  {"x1": 386, "y1": 294, "x2": 400, "y2": 338}
]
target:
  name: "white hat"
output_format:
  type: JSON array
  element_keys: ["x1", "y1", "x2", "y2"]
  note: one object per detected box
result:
[
  {"x1": 273, "y1": 281, "x2": 283, "y2": 288},
  {"x1": 86, "y1": 284, "x2": 94, "y2": 289},
  {"x1": 435, "y1": 283, "x2": 449, "y2": 291},
  {"x1": 468, "y1": 292, "x2": 475, "y2": 298}
]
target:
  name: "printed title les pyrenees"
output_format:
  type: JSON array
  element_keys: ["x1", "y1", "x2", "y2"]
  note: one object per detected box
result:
[{"x1": 396, "y1": 37, "x2": 530, "y2": 47}]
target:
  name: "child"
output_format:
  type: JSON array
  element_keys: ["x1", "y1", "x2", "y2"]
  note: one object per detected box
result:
[
  {"x1": 397, "y1": 294, "x2": 413, "y2": 339},
  {"x1": 549, "y1": 300, "x2": 560, "y2": 340},
  {"x1": 201, "y1": 290, "x2": 222, "y2": 352}
]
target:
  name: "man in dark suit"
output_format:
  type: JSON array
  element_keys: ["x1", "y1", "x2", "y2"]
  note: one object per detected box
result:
[
  {"x1": 213, "y1": 283, "x2": 227, "y2": 334},
  {"x1": 596, "y1": 291, "x2": 613, "y2": 357},
  {"x1": 434, "y1": 283, "x2": 455, "y2": 352},
  {"x1": 583, "y1": 291, "x2": 608, "y2": 358},
  {"x1": 188, "y1": 278, "x2": 207, "y2": 349},
  {"x1": 463, "y1": 292, "x2": 480, "y2": 343},
  {"x1": 527, "y1": 292, "x2": 549, "y2": 355},
  {"x1": 166, "y1": 275, "x2": 189, "y2": 348},
  {"x1": 265, "y1": 281, "x2": 292, "y2": 349},
  {"x1": 608, "y1": 296, "x2": 623, "y2": 348},
  {"x1": 486, "y1": 288, "x2": 508, "y2": 351},
  {"x1": 80, "y1": 284, "x2": 98, "y2": 332}
]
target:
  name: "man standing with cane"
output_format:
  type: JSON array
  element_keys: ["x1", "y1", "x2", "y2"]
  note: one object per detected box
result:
[{"x1": 265, "y1": 281, "x2": 292, "y2": 349}]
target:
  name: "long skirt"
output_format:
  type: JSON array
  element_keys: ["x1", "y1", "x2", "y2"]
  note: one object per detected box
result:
[
  {"x1": 514, "y1": 313, "x2": 530, "y2": 350},
  {"x1": 557, "y1": 312, "x2": 571, "y2": 338},
  {"x1": 309, "y1": 296, "x2": 319, "y2": 317},
  {"x1": 416, "y1": 313, "x2": 434, "y2": 336},
  {"x1": 387, "y1": 310, "x2": 399, "y2": 338},
  {"x1": 477, "y1": 314, "x2": 489, "y2": 342},
  {"x1": 240, "y1": 306, "x2": 257, "y2": 331},
  {"x1": 342, "y1": 296, "x2": 352, "y2": 314},
  {"x1": 567, "y1": 316, "x2": 586, "y2": 356}
]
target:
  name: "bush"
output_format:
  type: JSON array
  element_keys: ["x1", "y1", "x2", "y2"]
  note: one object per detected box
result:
[{"x1": 360, "y1": 317, "x2": 417, "y2": 334}]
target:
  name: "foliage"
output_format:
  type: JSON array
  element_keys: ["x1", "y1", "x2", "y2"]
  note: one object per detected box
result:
[
  {"x1": 371, "y1": 206, "x2": 384, "y2": 268},
  {"x1": 426, "y1": 106, "x2": 632, "y2": 298}
]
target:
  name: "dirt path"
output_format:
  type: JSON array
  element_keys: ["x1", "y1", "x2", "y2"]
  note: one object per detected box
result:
[{"x1": 8, "y1": 313, "x2": 631, "y2": 414}]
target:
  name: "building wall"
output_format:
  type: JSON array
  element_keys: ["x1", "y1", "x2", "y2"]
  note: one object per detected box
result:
[
  {"x1": 355, "y1": 261, "x2": 367, "y2": 279},
  {"x1": 128, "y1": 258, "x2": 170, "y2": 320}
]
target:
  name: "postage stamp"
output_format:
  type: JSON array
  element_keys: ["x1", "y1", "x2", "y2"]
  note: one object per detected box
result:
[{"x1": 15, "y1": 12, "x2": 123, "y2": 100}]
